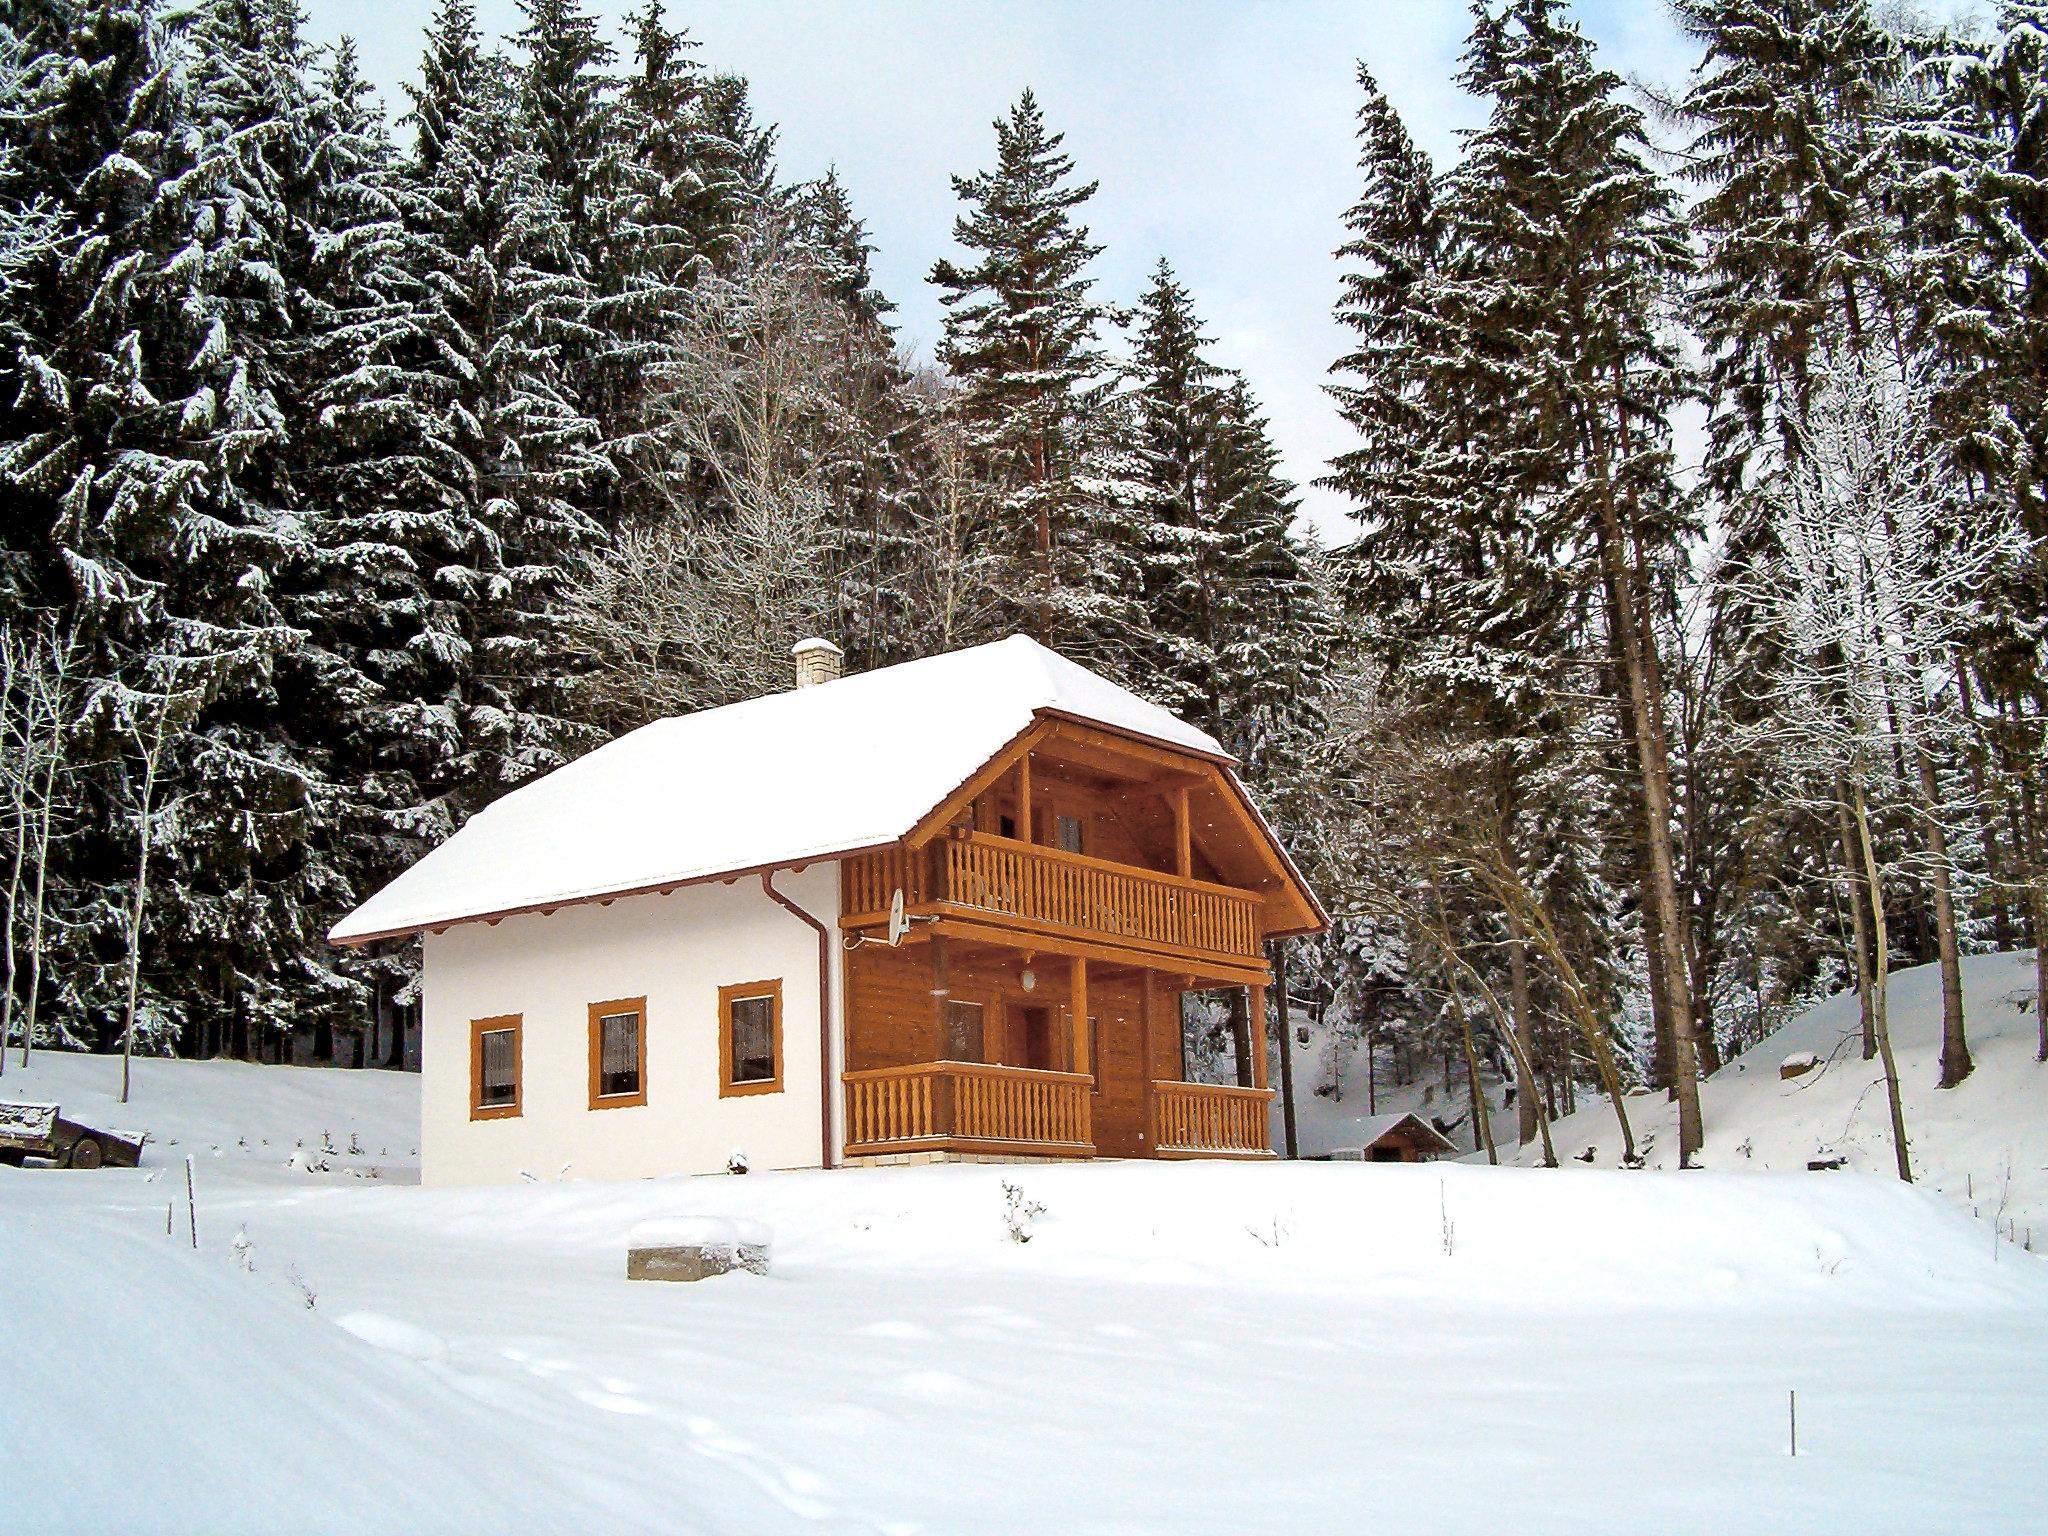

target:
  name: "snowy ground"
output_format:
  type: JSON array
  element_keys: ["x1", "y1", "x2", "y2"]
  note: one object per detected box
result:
[
  {"x1": 1510, "y1": 950, "x2": 2048, "y2": 1241},
  {"x1": 5, "y1": 1040, "x2": 2048, "y2": 1534}
]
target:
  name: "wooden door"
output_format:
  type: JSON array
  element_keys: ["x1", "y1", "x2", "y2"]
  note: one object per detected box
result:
[{"x1": 1012, "y1": 1005, "x2": 1054, "y2": 1071}]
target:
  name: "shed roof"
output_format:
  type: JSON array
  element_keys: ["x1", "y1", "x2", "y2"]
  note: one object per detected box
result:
[
  {"x1": 330, "y1": 636, "x2": 1284, "y2": 946},
  {"x1": 1350, "y1": 1113, "x2": 1458, "y2": 1155}
]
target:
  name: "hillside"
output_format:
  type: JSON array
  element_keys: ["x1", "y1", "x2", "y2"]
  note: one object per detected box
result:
[
  {"x1": 1508, "y1": 950, "x2": 2046, "y2": 1240},
  {"x1": 4, "y1": 1049, "x2": 2047, "y2": 1533}
]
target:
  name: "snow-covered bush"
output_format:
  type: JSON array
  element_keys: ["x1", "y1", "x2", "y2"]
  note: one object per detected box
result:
[{"x1": 1001, "y1": 1181, "x2": 1045, "y2": 1244}]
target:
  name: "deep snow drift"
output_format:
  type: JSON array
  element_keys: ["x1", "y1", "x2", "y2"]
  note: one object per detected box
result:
[
  {"x1": 1508, "y1": 949, "x2": 2047, "y2": 1238},
  {"x1": 5, "y1": 1047, "x2": 2046, "y2": 1534}
]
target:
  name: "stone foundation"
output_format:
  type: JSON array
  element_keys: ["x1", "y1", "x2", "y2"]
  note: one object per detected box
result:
[{"x1": 840, "y1": 1150, "x2": 1079, "y2": 1168}]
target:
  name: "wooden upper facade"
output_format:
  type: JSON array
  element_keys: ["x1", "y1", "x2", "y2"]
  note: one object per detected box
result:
[
  {"x1": 836, "y1": 714, "x2": 1323, "y2": 1163},
  {"x1": 840, "y1": 713, "x2": 1321, "y2": 976}
]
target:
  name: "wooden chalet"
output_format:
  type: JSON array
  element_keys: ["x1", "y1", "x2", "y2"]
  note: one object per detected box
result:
[
  {"x1": 838, "y1": 706, "x2": 1324, "y2": 1163},
  {"x1": 332, "y1": 634, "x2": 1328, "y2": 1184}
]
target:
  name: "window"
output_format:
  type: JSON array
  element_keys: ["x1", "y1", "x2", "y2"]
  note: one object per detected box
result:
[
  {"x1": 946, "y1": 999, "x2": 984, "y2": 1062},
  {"x1": 470, "y1": 1015, "x2": 521, "y2": 1120},
  {"x1": 587, "y1": 996, "x2": 647, "y2": 1109},
  {"x1": 1055, "y1": 814, "x2": 1085, "y2": 854},
  {"x1": 720, "y1": 980, "x2": 783, "y2": 1096},
  {"x1": 998, "y1": 814, "x2": 1017, "y2": 840}
]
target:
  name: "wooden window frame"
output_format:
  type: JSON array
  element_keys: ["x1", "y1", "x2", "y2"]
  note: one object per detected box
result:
[
  {"x1": 719, "y1": 979, "x2": 784, "y2": 1097},
  {"x1": 1054, "y1": 812, "x2": 1086, "y2": 856},
  {"x1": 470, "y1": 1015, "x2": 522, "y2": 1121},
  {"x1": 944, "y1": 996, "x2": 988, "y2": 1064},
  {"x1": 587, "y1": 996, "x2": 649, "y2": 1110}
]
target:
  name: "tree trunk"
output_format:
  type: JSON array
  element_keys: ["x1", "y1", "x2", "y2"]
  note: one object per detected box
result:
[
  {"x1": 1228, "y1": 988, "x2": 1251, "y2": 1088},
  {"x1": 1836, "y1": 786, "x2": 1877, "y2": 1060},
  {"x1": 1593, "y1": 503, "x2": 1705, "y2": 1163},
  {"x1": 120, "y1": 722, "x2": 166, "y2": 1106},
  {"x1": 1852, "y1": 777, "x2": 1912, "y2": 1182},
  {"x1": 1505, "y1": 908, "x2": 1540, "y2": 1146},
  {"x1": 1273, "y1": 941, "x2": 1299, "y2": 1159},
  {"x1": 1443, "y1": 961, "x2": 1497, "y2": 1166},
  {"x1": 1914, "y1": 740, "x2": 1970, "y2": 1087}
]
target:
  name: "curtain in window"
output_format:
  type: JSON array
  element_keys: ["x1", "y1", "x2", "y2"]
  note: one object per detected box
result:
[
  {"x1": 481, "y1": 1029, "x2": 516, "y2": 1105},
  {"x1": 599, "y1": 1012, "x2": 640, "y2": 1096},
  {"x1": 730, "y1": 997, "x2": 774, "y2": 1083}
]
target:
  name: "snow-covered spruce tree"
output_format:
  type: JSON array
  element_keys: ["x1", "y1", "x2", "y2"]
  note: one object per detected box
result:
[
  {"x1": 0, "y1": 0, "x2": 343, "y2": 1054},
  {"x1": 930, "y1": 90, "x2": 1134, "y2": 655},
  {"x1": 1324, "y1": 10, "x2": 1698, "y2": 1154},
  {"x1": 1324, "y1": 63, "x2": 1440, "y2": 539},
  {"x1": 1444, "y1": 0, "x2": 1709, "y2": 1159},
  {"x1": 270, "y1": 34, "x2": 459, "y2": 1057},
  {"x1": 599, "y1": 1, "x2": 758, "y2": 533},
  {"x1": 787, "y1": 171, "x2": 929, "y2": 673},
  {"x1": 1198, "y1": 380, "x2": 1337, "y2": 799},
  {"x1": 399, "y1": 10, "x2": 608, "y2": 816},
  {"x1": 1672, "y1": 0, "x2": 1939, "y2": 1068},
  {"x1": 1912, "y1": 4, "x2": 2048, "y2": 1039},
  {"x1": 1321, "y1": 50, "x2": 1562, "y2": 1148}
]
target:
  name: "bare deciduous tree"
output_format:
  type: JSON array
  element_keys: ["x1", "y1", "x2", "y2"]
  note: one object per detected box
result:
[
  {"x1": 0, "y1": 620, "x2": 77, "y2": 1074},
  {"x1": 1741, "y1": 361, "x2": 2027, "y2": 1180}
]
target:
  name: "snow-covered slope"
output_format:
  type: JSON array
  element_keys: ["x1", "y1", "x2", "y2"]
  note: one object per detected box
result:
[
  {"x1": 5, "y1": 1047, "x2": 2047, "y2": 1533},
  {"x1": 0, "y1": 1051, "x2": 417, "y2": 1181},
  {"x1": 1280, "y1": 1020, "x2": 1518, "y2": 1158},
  {"x1": 1513, "y1": 949, "x2": 2047, "y2": 1240}
]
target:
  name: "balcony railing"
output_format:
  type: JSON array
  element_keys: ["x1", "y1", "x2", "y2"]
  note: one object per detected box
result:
[
  {"x1": 842, "y1": 1062, "x2": 1095, "y2": 1159},
  {"x1": 1151, "y1": 1080, "x2": 1274, "y2": 1158},
  {"x1": 845, "y1": 832, "x2": 1263, "y2": 963}
]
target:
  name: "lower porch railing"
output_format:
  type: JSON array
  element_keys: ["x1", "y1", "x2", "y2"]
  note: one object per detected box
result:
[
  {"x1": 843, "y1": 1062, "x2": 1095, "y2": 1158},
  {"x1": 1151, "y1": 1080, "x2": 1275, "y2": 1157}
]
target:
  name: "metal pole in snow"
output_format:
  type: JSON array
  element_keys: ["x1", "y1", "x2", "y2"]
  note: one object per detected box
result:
[
  {"x1": 185, "y1": 1154, "x2": 198, "y2": 1250},
  {"x1": 1789, "y1": 1390, "x2": 1797, "y2": 1457}
]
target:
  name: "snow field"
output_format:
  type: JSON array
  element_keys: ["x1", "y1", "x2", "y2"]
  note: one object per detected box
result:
[{"x1": 4, "y1": 972, "x2": 2047, "y2": 1534}]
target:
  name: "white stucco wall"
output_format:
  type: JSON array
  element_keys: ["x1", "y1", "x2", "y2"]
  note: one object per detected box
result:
[{"x1": 419, "y1": 863, "x2": 842, "y2": 1186}]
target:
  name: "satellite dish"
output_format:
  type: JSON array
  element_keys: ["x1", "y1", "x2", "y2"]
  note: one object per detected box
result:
[{"x1": 887, "y1": 888, "x2": 908, "y2": 947}]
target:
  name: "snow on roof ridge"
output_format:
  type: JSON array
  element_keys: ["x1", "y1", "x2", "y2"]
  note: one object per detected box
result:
[{"x1": 329, "y1": 635, "x2": 1228, "y2": 943}]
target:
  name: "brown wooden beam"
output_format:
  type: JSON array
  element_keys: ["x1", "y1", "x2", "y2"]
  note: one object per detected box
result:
[
  {"x1": 1249, "y1": 981, "x2": 1269, "y2": 1092},
  {"x1": 1017, "y1": 749, "x2": 1033, "y2": 843},
  {"x1": 930, "y1": 935, "x2": 950, "y2": 1061},
  {"x1": 919, "y1": 914, "x2": 1271, "y2": 987},
  {"x1": 1070, "y1": 954, "x2": 1090, "y2": 1078},
  {"x1": 1173, "y1": 783, "x2": 1192, "y2": 880}
]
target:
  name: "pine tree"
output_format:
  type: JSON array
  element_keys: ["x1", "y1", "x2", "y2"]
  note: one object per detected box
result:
[
  {"x1": 931, "y1": 90, "x2": 1121, "y2": 648},
  {"x1": 1324, "y1": 64, "x2": 1440, "y2": 535},
  {"x1": 400, "y1": 11, "x2": 607, "y2": 809},
  {"x1": 1126, "y1": 260, "x2": 1222, "y2": 720}
]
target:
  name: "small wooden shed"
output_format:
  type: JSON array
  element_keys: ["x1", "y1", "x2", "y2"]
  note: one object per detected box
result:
[{"x1": 1339, "y1": 1113, "x2": 1457, "y2": 1164}]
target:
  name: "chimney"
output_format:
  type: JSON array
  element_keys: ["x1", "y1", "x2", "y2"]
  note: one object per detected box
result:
[{"x1": 791, "y1": 637, "x2": 844, "y2": 689}]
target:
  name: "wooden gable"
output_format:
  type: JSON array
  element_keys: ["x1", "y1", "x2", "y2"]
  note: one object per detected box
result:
[{"x1": 905, "y1": 713, "x2": 1326, "y2": 939}]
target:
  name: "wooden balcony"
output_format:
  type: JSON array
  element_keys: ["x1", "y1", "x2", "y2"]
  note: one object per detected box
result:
[
  {"x1": 843, "y1": 1061, "x2": 1095, "y2": 1159},
  {"x1": 844, "y1": 832, "x2": 1264, "y2": 965},
  {"x1": 1151, "y1": 1081, "x2": 1275, "y2": 1158},
  {"x1": 840, "y1": 1063, "x2": 1276, "y2": 1162}
]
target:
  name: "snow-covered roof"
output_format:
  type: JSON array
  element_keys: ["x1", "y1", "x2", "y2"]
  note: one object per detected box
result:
[
  {"x1": 330, "y1": 636, "x2": 1231, "y2": 945},
  {"x1": 1346, "y1": 1113, "x2": 1457, "y2": 1154}
]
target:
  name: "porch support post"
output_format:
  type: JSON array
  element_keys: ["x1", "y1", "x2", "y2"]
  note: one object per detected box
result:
[
  {"x1": 1248, "y1": 981, "x2": 1269, "y2": 1091},
  {"x1": 1139, "y1": 969, "x2": 1158, "y2": 1152},
  {"x1": 930, "y1": 935, "x2": 951, "y2": 1056},
  {"x1": 1070, "y1": 954, "x2": 1090, "y2": 1078},
  {"x1": 1172, "y1": 784, "x2": 1192, "y2": 879},
  {"x1": 1017, "y1": 750, "x2": 1034, "y2": 843}
]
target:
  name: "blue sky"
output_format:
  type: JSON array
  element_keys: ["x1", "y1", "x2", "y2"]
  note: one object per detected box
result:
[{"x1": 300, "y1": 1, "x2": 1701, "y2": 538}]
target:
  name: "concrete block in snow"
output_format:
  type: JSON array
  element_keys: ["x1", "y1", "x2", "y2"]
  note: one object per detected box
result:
[{"x1": 626, "y1": 1216, "x2": 772, "y2": 1282}]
